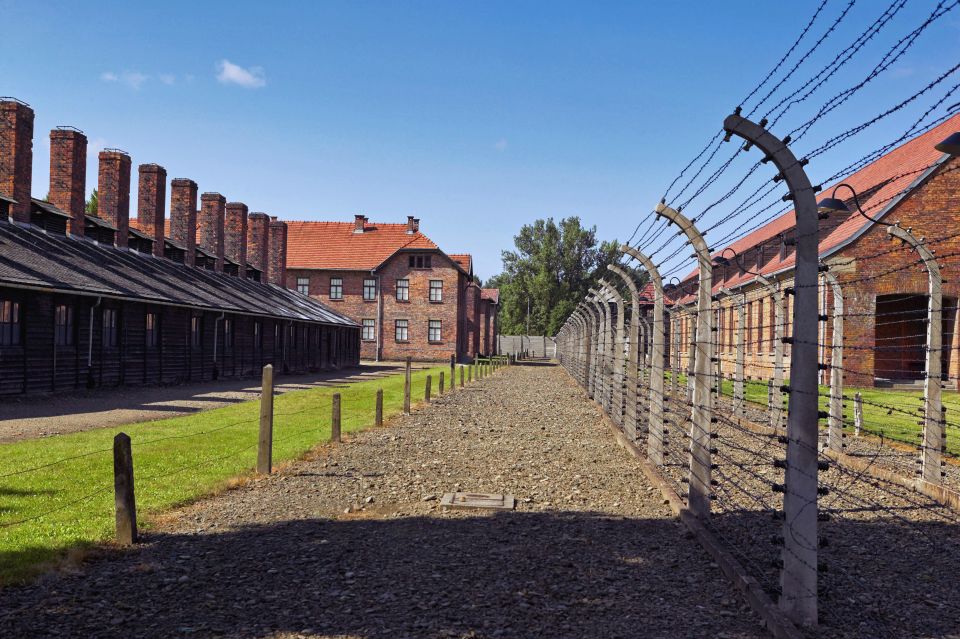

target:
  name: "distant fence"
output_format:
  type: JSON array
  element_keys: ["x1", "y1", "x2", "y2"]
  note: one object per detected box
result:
[{"x1": 498, "y1": 335, "x2": 556, "y2": 358}]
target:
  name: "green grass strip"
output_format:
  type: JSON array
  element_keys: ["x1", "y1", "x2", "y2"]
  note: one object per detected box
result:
[{"x1": 0, "y1": 365, "x2": 447, "y2": 584}]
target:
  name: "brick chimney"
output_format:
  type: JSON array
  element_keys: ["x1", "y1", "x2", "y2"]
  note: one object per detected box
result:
[
  {"x1": 199, "y1": 192, "x2": 226, "y2": 272},
  {"x1": 406, "y1": 215, "x2": 419, "y2": 234},
  {"x1": 98, "y1": 149, "x2": 132, "y2": 247},
  {"x1": 247, "y1": 212, "x2": 271, "y2": 278},
  {"x1": 137, "y1": 164, "x2": 166, "y2": 257},
  {"x1": 225, "y1": 202, "x2": 248, "y2": 278},
  {"x1": 170, "y1": 178, "x2": 198, "y2": 267},
  {"x1": 49, "y1": 127, "x2": 87, "y2": 235},
  {"x1": 268, "y1": 217, "x2": 288, "y2": 287},
  {"x1": 0, "y1": 99, "x2": 34, "y2": 224},
  {"x1": 353, "y1": 214, "x2": 367, "y2": 233}
]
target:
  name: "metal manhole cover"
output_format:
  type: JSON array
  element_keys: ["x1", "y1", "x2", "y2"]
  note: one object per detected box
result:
[{"x1": 440, "y1": 492, "x2": 515, "y2": 510}]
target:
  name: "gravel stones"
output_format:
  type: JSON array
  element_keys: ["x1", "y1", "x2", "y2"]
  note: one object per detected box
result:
[{"x1": 0, "y1": 364, "x2": 764, "y2": 638}]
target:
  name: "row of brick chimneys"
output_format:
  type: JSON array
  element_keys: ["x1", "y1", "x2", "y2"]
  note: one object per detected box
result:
[{"x1": 0, "y1": 99, "x2": 287, "y2": 286}]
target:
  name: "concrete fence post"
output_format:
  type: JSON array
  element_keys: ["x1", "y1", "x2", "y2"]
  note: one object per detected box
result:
[
  {"x1": 599, "y1": 279, "x2": 626, "y2": 428},
  {"x1": 403, "y1": 357, "x2": 412, "y2": 414},
  {"x1": 331, "y1": 393, "x2": 342, "y2": 443},
  {"x1": 609, "y1": 264, "x2": 642, "y2": 440},
  {"x1": 756, "y1": 275, "x2": 785, "y2": 431},
  {"x1": 822, "y1": 271, "x2": 845, "y2": 452},
  {"x1": 854, "y1": 392, "x2": 863, "y2": 436},
  {"x1": 888, "y1": 223, "x2": 943, "y2": 484},
  {"x1": 671, "y1": 309, "x2": 681, "y2": 398},
  {"x1": 439, "y1": 371, "x2": 445, "y2": 394},
  {"x1": 258, "y1": 364, "x2": 274, "y2": 474},
  {"x1": 425, "y1": 374, "x2": 432, "y2": 402},
  {"x1": 656, "y1": 202, "x2": 713, "y2": 519},
  {"x1": 113, "y1": 432, "x2": 137, "y2": 545},
  {"x1": 725, "y1": 110, "x2": 820, "y2": 626},
  {"x1": 622, "y1": 246, "x2": 666, "y2": 466}
]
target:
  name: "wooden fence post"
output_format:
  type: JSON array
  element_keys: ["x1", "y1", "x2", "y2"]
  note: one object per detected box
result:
[
  {"x1": 113, "y1": 432, "x2": 137, "y2": 545},
  {"x1": 460, "y1": 365, "x2": 464, "y2": 388},
  {"x1": 403, "y1": 357, "x2": 411, "y2": 414},
  {"x1": 469, "y1": 364, "x2": 473, "y2": 383},
  {"x1": 439, "y1": 371, "x2": 445, "y2": 394},
  {"x1": 331, "y1": 393, "x2": 341, "y2": 443},
  {"x1": 450, "y1": 355, "x2": 456, "y2": 392},
  {"x1": 425, "y1": 374, "x2": 432, "y2": 402},
  {"x1": 258, "y1": 364, "x2": 274, "y2": 474},
  {"x1": 375, "y1": 388, "x2": 383, "y2": 426}
]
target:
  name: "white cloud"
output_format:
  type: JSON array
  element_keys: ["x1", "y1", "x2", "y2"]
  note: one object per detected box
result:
[
  {"x1": 100, "y1": 71, "x2": 149, "y2": 90},
  {"x1": 216, "y1": 59, "x2": 266, "y2": 88},
  {"x1": 159, "y1": 73, "x2": 176, "y2": 85},
  {"x1": 494, "y1": 138, "x2": 508, "y2": 152}
]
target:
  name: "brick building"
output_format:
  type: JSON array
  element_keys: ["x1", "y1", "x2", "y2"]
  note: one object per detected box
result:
[
  {"x1": 667, "y1": 113, "x2": 960, "y2": 388},
  {"x1": 286, "y1": 215, "x2": 498, "y2": 362},
  {"x1": 0, "y1": 98, "x2": 360, "y2": 396}
]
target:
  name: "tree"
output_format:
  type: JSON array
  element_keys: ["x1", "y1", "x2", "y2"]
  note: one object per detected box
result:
[
  {"x1": 489, "y1": 216, "x2": 639, "y2": 336},
  {"x1": 86, "y1": 189, "x2": 98, "y2": 216}
]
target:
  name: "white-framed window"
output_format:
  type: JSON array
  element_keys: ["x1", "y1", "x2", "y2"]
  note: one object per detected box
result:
[
  {"x1": 396, "y1": 278, "x2": 409, "y2": 301},
  {"x1": 296, "y1": 277, "x2": 310, "y2": 296},
  {"x1": 253, "y1": 321, "x2": 262, "y2": 349},
  {"x1": 363, "y1": 278, "x2": 377, "y2": 301},
  {"x1": 55, "y1": 304, "x2": 74, "y2": 346},
  {"x1": 145, "y1": 312, "x2": 158, "y2": 349},
  {"x1": 395, "y1": 319, "x2": 408, "y2": 341},
  {"x1": 102, "y1": 308, "x2": 119, "y2": 348},
  {"x1": 428, "y1": 319, "x2": 442, "y2": 342},
  {"x1": 429, "y1": 280, "x2": 443, "y2": 302},
  {"x1": 191, "y1": 316, "x2": 202, "y2": 348},
  {"x1": 362, "y1": 318, "x2": 375, "y2": 341},
  {"x1": 330, "y1": 277, "x2": 343, "y2": 300},
  {"x1": 224, "y1": 318, "x2": 234, "y2": 351},
  {"x1": 0, "y1": 300, "x2": 19, "y2": 347}
]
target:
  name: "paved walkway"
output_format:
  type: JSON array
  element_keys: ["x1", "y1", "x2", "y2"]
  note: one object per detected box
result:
[
  {"x1": 0, "y1": 364, "x2": 762, "y2": 638},
  {"x1": 0, "y1": 362, "x2": 431, "y2": 443}
]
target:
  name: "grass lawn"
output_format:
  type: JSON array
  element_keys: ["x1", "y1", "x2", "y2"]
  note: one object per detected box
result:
[
  {"x1": 666, "y1": 372, "x2": 960, "y2": 456},
  {"x1": 0, "y1": 364, "x2": 449, "y2": 584}
]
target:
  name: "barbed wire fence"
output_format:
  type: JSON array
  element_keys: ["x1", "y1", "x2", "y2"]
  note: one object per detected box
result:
[{"x1": 559, "y1": 2, "x2": 960, "y2": 634}]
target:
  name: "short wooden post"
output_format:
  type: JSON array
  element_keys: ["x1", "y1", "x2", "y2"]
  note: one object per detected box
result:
[
  {"x1": 425, "y1": 374, "x2": 432, "y2": 402},
  {"x1": 257, "y1": 364, "x2": 274, "y2": 474},
  {"x1": 854, "y1": 392, "x2": 863, "y2": 436},
  {"x1": 469, "y1": 364, "x2": 473, "y2": 382},
  {"x1": 331, "y1": 393, "x2": 341, "y2": 443},
  {"x1": 375, "y1": 388, "x2": 383, "y2": 426},
  {"x1": 403, "y1": 357, "x2": 411, "y2": 414},
  {"x1": 113, "y1": 432, "x2": 137, "y2": 545},
  {"x1": 450, "y1": 354, "x2": 456, "y2": 391},
  {"x1": 439, "y1": 371, "x2": 445, "y2": 394},
  {"x1": 460, "y1": 365, "x2": 465, "y2": 387}
]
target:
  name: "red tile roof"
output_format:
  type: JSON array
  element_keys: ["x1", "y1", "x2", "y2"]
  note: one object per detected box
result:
[
  {"x1": 671, "y1": 113, "x2": 960, "y2": 302},
  {"x1": 481, "y1": 288, "x2": 499, "y2": 304},
  {"x1": 449, "y1": 253, "x2": 473, "y2": 273},
  {"x1": 286, "y1": 221, "x2": 439, "y2": 271}
]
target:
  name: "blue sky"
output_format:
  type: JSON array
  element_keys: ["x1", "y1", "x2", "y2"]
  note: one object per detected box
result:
[{"x1": 2, "y1": 1, "x2": 959, "y2": 281}]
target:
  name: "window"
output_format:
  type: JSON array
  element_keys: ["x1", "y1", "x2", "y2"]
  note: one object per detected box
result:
[
  {"x1": 55, "y1": 304, "x2": 74, "y2": 346},
  {"x1": 363, "y1": 278, "x2": 377, "y2": 301},
  {"x1": 145, "y1": 312, "x2": 158, "y2": 348},
  {"x1": 395, "y1": 319, "x2": 409, "y2": 341},
  {"x1": 429, "y1": 280, "x2": 443, "y2": 302},
  {"x1": 296, "y1": 277, "x2": 310, "y2": 296},
  {"x1": 0, "y1": 300, "x2": 21, "y2": 346},
  {"x1": 101, "y1": 308, "x2": 119, "y2": 348},
  {"x1": 396, "y1": 278, "x2": 409, "y2": 301},
  {"x1": 408, "y1": 254, "x2": 432, "y2": 269},
  {"x1": 362, "y1": 318, "x2": 375, "y2": 341},
  {"x1": 330, "y1": 277, "x2": 343, "y2": 300},
  {"x1": 191, "y1": 316, "x2": 202, "y2": 348},
  {"x1": 428, "y1": 319, "x2": 442, "y2": 342},
  {"x1": 224, "y1": 318, "x2": 234, "y2": 351},
  {"x1": 254, "y1": 321, "x2": 262, "y2": 349}
]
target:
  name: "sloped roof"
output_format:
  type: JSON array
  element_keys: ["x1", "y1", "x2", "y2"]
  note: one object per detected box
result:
[
  {"x1": 285, "y1": 221, "x2": 438, "y2": 271},
  {"x1": 449, "y1": 253, "x2": 473, "y2": 273},
  {"x1": 0, "y1": 220, "x2": 357, "y2": 326},
  {"x1": 480, "y1": 288, "x2": 499, "y2": 304},
  {"x1": 672, "y1": 112, "x2": 960, "y2": 301}
]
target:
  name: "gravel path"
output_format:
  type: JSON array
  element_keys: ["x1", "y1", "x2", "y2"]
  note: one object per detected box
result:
[
  {"x1": 0, "y1": 364, "x2": 764, "y2": 639},
  {"x1": 0, "y1": 362, "x2": 428, "y2": 443}
]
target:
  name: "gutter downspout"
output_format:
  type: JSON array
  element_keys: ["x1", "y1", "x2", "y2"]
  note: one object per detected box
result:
[{"x1": 87, "y1": 296, "x2": 102, "y2": 388}]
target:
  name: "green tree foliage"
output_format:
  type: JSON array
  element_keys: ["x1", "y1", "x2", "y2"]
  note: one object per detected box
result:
[
  {"x1": 490, "y1": 217, "x2": 644, "y2": 336},
  {"x1": 85, "y1": 189, "x2": 98, "y2": 216}
]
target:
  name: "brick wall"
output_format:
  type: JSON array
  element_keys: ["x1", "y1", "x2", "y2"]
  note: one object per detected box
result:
[
  {"x1": 199, "y1": 192, "x2": 226, "y2": 272},
  {"x1": 247, "y1": 213, "x2": 271, "y2": 276},
  {"x1": 0, "y1": 100, "x2": 34, "y2": 224},
  {"x1": 268, "y1": 218, "x2": 287, "y2": 286},
  {"x1": 136, "y1": 164, "x2": 167, "y2": 257},
  {"x1": 170, "y1": 178, "x2": 198, "y2": 266},
  {"x1": 98, "y1": 150, "x2": 132, "y2": 247},
  {"x1": 225, "y1": 202, "x2": 248, "y2": 277},
  {"x1": 49, "y1": 128, "x2": 87, "y2": 235}
]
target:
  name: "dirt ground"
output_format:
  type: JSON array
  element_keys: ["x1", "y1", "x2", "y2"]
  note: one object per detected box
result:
[
  {"x1": 0, "y1": 361, "x2": 432, "y2": 443},
  {"x1": 0, "y1": 363, "x2": 764, "y2": 638}
]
